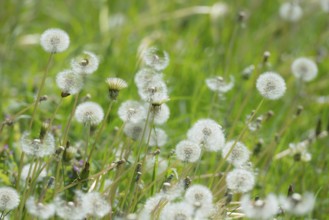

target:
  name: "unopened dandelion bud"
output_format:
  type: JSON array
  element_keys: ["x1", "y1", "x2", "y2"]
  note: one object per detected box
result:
[
  {"x1": 136, "y1": 172, "x2": 142, "y2": 182},
  {"x1": 315, "y1": 117, "x2": 322, "y2": 137},
  {"x1": 153, "y1": 149, "x2": 161, "y2": 156},
  {"x1": 253, "y1": 139, "x2": 263, "y2": 155},
  {"x1": 47, "y1": 176, "x2": 55, "y2": 188},
  {"x1": 275, "y1": 133, "x2": 280, "y2": 143},
  {"x1": 39, "y1": 95, "x2": 48, "y2": 102},
  {"x1": 184, "y1": 176, "x2": 192, "y2": 190},
  {"x1": 296, "y1": 105, "x2": 304, "y2": 116},
  {"x1": 263, "y1": 51, "x2": 271, "y2": 63},
  {"x1": 288, "y1": 185, "x2": 294, "y2": 196},
  {"x1": 238, "y1": 11, "x2": 246, "y2": 22}
]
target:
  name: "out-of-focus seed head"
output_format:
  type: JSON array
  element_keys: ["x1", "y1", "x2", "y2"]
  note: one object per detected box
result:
[
  {"x1": 26, "y1": 196, "x2": 55, "y2": 219},
  {"x1": 141, "y1": 47, "x2": 169, "y2": 71},
  {"x1": 240, "y1": 194, "x2": 279, "y2": 219},
  {"x1": 118, "y1": 100, "x2": 146, "y2": 123},
  {"x1": 71, "y1": 51, "x2": 99, "y2": 75},
  {"x1": 56, "y1": 69, "x2": 84, "y2": 97},
  {"x1": 20, "y1": 132, "x2": 55, "y2": 157},
  {"x1": 279, "y1": 2, "x2": 303, "y2": 22},
  {"x1": 291, "y1": 57, "x2": 318, "y2": 82},
  {"x1": 0, "y1": 187, "x2": 20, "y2": 211},
  {"x1": 40, "y1": 28, "x2": 70, "y2": 53},
  {"x1": 226, "y1": 168, "x2": 255, "y2": 193},
  {"x1": 222, "y1": 141, "x2": 250, "y2": 167}
]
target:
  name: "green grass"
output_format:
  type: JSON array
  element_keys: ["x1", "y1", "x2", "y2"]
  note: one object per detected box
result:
[{"x1": 1, "y1": 0, "x2": 329, "y2": 219}]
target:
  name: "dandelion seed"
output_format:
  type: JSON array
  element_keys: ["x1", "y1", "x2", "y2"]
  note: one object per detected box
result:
[
  {"x1": 106, "y1": 77, "x2": 128, "y2": 100},
  {"x1": 0, "y1": 187, "x2": 20, "y2": 211},
  {"x1": 291, "y1": 57, "x2": 318, "y2": 82},
  {"x1": 240, "y1": 194, "x2": 279, "y2": 220},
  {"x1": 279, "y1": 2, "x2": 303, "y2": 22},
  {"x1": 56, "y1": 69, "x2": 84, "y2": 97},
  {"x1": 256, "y1": 72, "x2": 286, "y2": 100},
  {"x1": 40, "y1": 28, "x2": 69, "y2": 53},
  {"x1": 26, "y1": 196, "x2": 55, "y2": 219},
  {"x1": 184, "y1": 184, "x2": 213, "y2": 208},
  {"x1": 75, "y1": 101, "x2": 104, "y2": 126},
  {"x1": 226, "y1": 168, "x2": 255, "y2": 193},
  {"x1": 160, "y1": 202, "x2": 193, "y2": 220},
  {"x1": 118, "y1": 100, "x2": 146, "y2": 123},
  {"x1": 71, "y1": 51, "x2": 99, "y2": 75},
  {"x1": 222, "y1": 141, "x2": 250, "y2": 167},
  {"x1": 148, "y1": 128, "x2": 168, "y2": 147},
  {"x1": 205, "y1": 75, "x2": 234, "y2": 94},
  {"x1": 20, "y1": 132, "x2": 55, "y2": 157},
  {"x1": 175, "y1": 140, "x2": 201, "y2": 163},
  {"x1": 21, "y1": 163, "x2": 47, "y2": 183},
  {"x1": 83, "y1": 192, "x2": 111, "y2": 218},
  {"x1": 142, "y1": 47, "x2": 169, "y2": 71},
  {"x1": 279, "y1": 192, "x2": 315, "y2": 216},
  {"x1": 187, "y1": 119, "x2": 225, "y2": 152},
  {"x1": 150, "y1": 103, "x2": 170, "y2": 125}
]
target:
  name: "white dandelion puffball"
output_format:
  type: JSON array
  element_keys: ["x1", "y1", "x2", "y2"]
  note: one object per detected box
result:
[
  {"x1": 256, "y1": 72, "x2": 286, "y2": 100},
  {"x1": 291, "y1": 57, "x2": 318, "y2": 82},
  {"x1": 71, "y1": 51, "x2": 99, "y2": 75},
  {"x1": 40, "y1": 28, "x2": 69, "y2": 53},
  {"x1": 134, "y1": 68, "x2": 163, "y2": 89},
  {"x1": 160, "y1": 202, "x2": 193, "y2": 220},
  {"x1": 124, "y1": 121, "x2": 147, "y2": 141},
  {"x1": 26, "y1": 196, "x2": 55, "y2": 219},
  {"x1": 142, "y1": 194, "x2": 168, "y2": 217},
  {"x1": 148, "y1": 128, "x2": 168, "y2": 147},
  {"x1": 226, "y1": 168, "x2": 255, "y2": 193},
  {"x1": 205, "y1": 75, "x2": 234, "y2": 93},
  {"x1": 75, "y1": 101, "x2": 104, "y2": 126},
  {"x1": 320, "y1": 0, "x2": 329, "y2": 12},
  {"x1": 21, "y1": 163, "x2": 47, "y2": 183},
  {"x1": 83, "y1": 192, "x2": 111, "y2": 218},
  {"x1": 175, "y1": 140, "x2": 201, "y2": 163},
  {"x1": 279, "y1": 2, "x2": 303, "y2": 22},
  {"x1": 184, "y1": 184, "x2": 213, "y2": 208},
  {"x1": 187, "y1": 119, "x2": 225, "y2": 152},
  {"x1": 0, "y1": 187, "x2": 20, "y2": 211},
  {"x1": 138, "y1": 78, "x2": 169, "y2": 104},
  {"x1": 20, "y1": 132, "x2": 55, "y2": 157},
  {"x1": 56, "y1": 69, "x2": 84, "y2": 96},
  {"x1": 222, "y1": 141, "x2": 250, "y2": 167},
  {"x1": 142, "y1": 47, "x2": 170, "y2": 71},
  {"x1": 54, "y1": 192, "x2": 90, "y2": 220},
  {"x1": 240, "y1": 194, "x2": 279, "y2": 220},
  {"x1": 151, "y1": 103, "x2": 170, "y2": 125},
  {"x1": 279, "y1": 192, "x2": 315, "y2": 216},
  {"x1": 118, "y1": 100, "x2": 146, "y2": 123}
]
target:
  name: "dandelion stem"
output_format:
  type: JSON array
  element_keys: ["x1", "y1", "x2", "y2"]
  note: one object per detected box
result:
[{"x1": 62, "y1": 93, "x2": 80, "y2": 146}]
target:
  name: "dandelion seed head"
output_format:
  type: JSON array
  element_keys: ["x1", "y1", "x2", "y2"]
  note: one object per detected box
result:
[
  {"x1": 184, "y1": 184, "x2": 213, "y2": 208},
  {"x1": 279, "y1": 2, "x2": 303, "y2": 22},
  {"x1": 291, "y1": 57, "x2": 318, "y2": 82},
  {"x1": 222, "y1": 141, "x2": 250, "y2": 167},
  {"x1": 138, "y1": 79, "x2": 169, "y2": 103},
  {"x1": 134, "y1": 68, "x2": 163, "y2": 89},
  {"x1": 256, "y1": 72, "x2": 286, "y2": 100},
  {"x1": 56, "y1": 69, "x2": 84, "y2": 96},
  {"x1": 175, "y1": 140, "x2": 201, "y2": 163},
  {"x1": 83, "y1": 192, "x2": 111, "y2": 218},
  {"x1": 143, "y1": 194, "x2": 168, "y2": 216},
  {"x1": 145, "y1": 156, "x2": 168, "y2": 174},
  {"x1": 226, "y1": 168, "x2": 255, "y2": 193},
  {"x1": 20, "y1": 132, "x2": 55, "y2": 157},
  {"x1": 40, "y1": 28, "x2": 70, "y2": 53},
  {"x1": 187, "y1": 119, "x2": 225, "y2": 152},
  {"x1": 54, "y1": 191, "x2": 89, "y2": 220},
  {"x1": 124, "y1": 121, "x2": 147, "y2": 141},
  {"x1": 21, "y1": 163, "x2": 47, "y2": 183},
  {"x1": 75, "y1": 101, "x2": 104, "y2": 126},
  {"x1": 26, "y1": 196, "x2": 55, "y2": 219},
  {"x1": 240, "y1": 194, "x2": 279, "y2": 220},
  {"x1": 160, "y1": 202, "x2": 193, "y2": 220},
  {"x1": 320, "y1": 0, "x2": 329, "y2": 12},
  {"x1": 71, "y1": 51, "x2": 99, "y2": 75},
  {"x1": 148, "y1": 128, "x2": 168, "y2": 147},
  {"x1": 151, "y1": 103, "x2": 170, "y2": 125},
  {"x1": 142, "y1": 47, "x2": 169, "y2": 71},
  {"x1": 118, "y1": 100, "x2": 146, "y2": 123},
  {"x1": 279, "y1": 192, "x2": 315, "y2": 216},
  {"x1": 0, "y1": 187, "x2": 20, "y2": 211},
  {"x1": 205, "y1": 75, "x2": 234, "y2": 93}
]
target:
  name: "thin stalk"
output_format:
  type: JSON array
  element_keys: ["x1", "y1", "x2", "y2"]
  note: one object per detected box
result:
[
  {"x1": 29, "y1": 53, "x2": 54, "y2": 129},
  {"x1": 62, "y1": 93, "x2": 80, "y2": 146},
  {"x1": 86, "y1": 101, "x2": 114, "y2": 163}
]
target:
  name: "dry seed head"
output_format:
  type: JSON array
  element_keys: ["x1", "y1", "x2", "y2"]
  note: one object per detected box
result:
[
  {"x1": 26, "y1": 196, "x2": 55, "y2": 219},
  {"x1": 75, "y1": 101, "x2": 104, "y2": 126},
  {"x1": 0, "y1": 187, "x2": 20, "y2": 211},
  {"x1": 118, "y1": 100, "x2": 146, "y2": 123},
  {"x1": 279, "y1": 192, "x2": 315, "y2": 216},
  {"x1": 71, "y1": 51, "x2": 99, "y2": 75},
  {"x1": 291, "y1": 57, "x2": 318, "y2": 82},
  {"x1": 56, "y1": 69, "x2": 84, "y2": 97},
  {"x1": 40, "y1": 28, "x2": 70, "y2": 53},
  {"x1": 279, "y1": 2, "x2": 303, "y2": 22},
  {"x1": 226, "y1": 168, "x2": 255, "y2": 193},
  {"x1": 142, "y1": 47, "x2": 170, "y2": 71},
  {"x1": 240, "y1": 194, "x2": 279, "y2": 219},
  {"x1": 20, "y1": 131, "x2": 55, "y2": 157},
  {"x1": 256, "y1": 72, "x2": 286, "y2": 100},
  {"x1": 222, "y1": 141, "x2": 250, "y2": 167},
  {"x1": 175, "y1": 140, "x2": 201, "y2": 163}
]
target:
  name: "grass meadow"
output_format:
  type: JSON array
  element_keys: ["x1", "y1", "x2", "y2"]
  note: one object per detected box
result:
[{"x1": 1, "y1": 0, "x2": 329, "y2": 219}]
